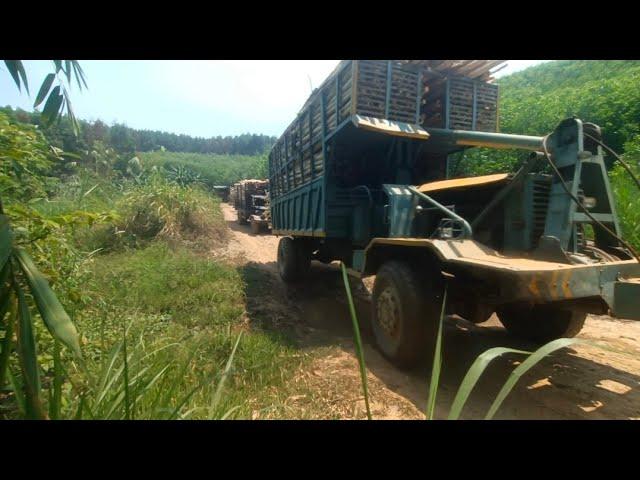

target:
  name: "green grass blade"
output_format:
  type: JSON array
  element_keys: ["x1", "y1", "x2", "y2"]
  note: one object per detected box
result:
[
  {"x1": 447, "y1": 347, "x2": 531, "y2": 420},
  {"x1": 220, "y1": 405, "x2": 242, "y2": 420},
  {"x1": 7, "y1": 365, "x2": 26, "y2": 417},
  {"x1": 122, "y1": 322, "x2": 131, "y2": 420},
  {"x1": 13, "y1": 247, "x2": 81, "y2": 358},
  {"x1": 49, "y1": 340, "x2": 62, "y2": 420},
  {"x1": 154, "y1": 344, "x2": 200, "y2": 416},
  {"x1": 211, "y1": 332, "x2": 242, "y2": 413},
  {"x1": 94, "y1": 340, "x2": 124, "y2": 406},
  {"x1": 15, "y1": 281, "x2": 45, "y2": 419},
  {"x1": 426, "y1": 285, "x2": 447, "y2": 420},
  {"x1": 485, "y1": 338, "x2": 584, "y2": 419},
  {"x1": 74, "y1": 394, "x2": 85, "y2": 420},
  {"x1": 340, "y1": 262, "x2": 372, "y2": 420},
  {"x1": 168, "y1": 383, "x2": 204, "y2": 420}
]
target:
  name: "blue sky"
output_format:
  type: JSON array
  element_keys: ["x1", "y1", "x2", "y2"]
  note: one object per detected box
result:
[{"x1": 0, "y1": 60, "x2": 548, "y2": 137}]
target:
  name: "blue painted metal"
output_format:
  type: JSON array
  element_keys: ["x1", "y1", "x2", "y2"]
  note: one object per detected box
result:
[
  {"x1": 541, "y1": 118, "x2": 622, "y2": 253},
  {"x1": 382, "y1": 185, "x2": 417, "y2": 237}
]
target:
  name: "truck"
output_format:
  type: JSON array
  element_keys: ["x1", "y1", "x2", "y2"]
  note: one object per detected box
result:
[
  {"x1": 212, "y1": 185, "x2": 230, "y2": 202},
  {"x1": 268, "y1": 60, "x2": 640, "y2": 368},
  {"x1": 232, "y1": 179, "x2": 270, "y2": 233}
]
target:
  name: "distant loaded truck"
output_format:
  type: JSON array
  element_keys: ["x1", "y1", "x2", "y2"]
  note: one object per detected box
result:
[
  {"x1": 233, "y1": 179, "x2": 270, "y2": 233},
  {"x1": 268, "y1": 60, "x2": 640, "y2": 368}
]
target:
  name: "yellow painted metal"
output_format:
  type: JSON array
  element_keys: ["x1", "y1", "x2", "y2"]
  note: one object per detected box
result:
[
  {"x1": 417, "y1": 173, "x2": 510, "y2": 193},
  {"x1": 352, "y1": 115, "x2": 430, "y2": 140},
  {"x1": 364, "y1": 237, "x2": 638, "y2": 273}
]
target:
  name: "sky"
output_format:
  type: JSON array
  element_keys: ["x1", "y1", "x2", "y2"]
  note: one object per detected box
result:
[{"x1": 0, "y1": 60, "x2": 549, "y2": 138}]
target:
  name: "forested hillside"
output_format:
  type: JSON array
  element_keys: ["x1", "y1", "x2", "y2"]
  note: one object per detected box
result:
[
  {"x1": 0, "y1": 106, "x2": 276, "y2": 156},
  {"x1": 455, "y1": 60, "x2": 640, "y2": 176},
  {"x1": 498, "y1": 60, "x2": 640, "y2": 152}
]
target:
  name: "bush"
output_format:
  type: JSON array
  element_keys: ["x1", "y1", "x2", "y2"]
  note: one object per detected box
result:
[{"x1": 114, "y1": 175, "x2": 227, "y2": 250}]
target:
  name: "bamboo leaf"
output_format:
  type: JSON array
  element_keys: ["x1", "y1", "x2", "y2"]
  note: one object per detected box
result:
[
  {"x1": 13, "y1": 248, "x2": 81, "y2": 358},
  {"x1": 34, "y1": 73, "x2": 55, "y2": 108},
  {"x1": 15, "y1": 281, "x2": 45, "y2": 419},
  {"x1": 15, "y1": 60, "x2": 29, "y2": 95},
  {"x1": 485, "y1": 338, "x2": 584, "y2": 419},
  {"x1": 72, "y1": 61, "x2": 88, "y2": 90},
  {"x1": 0, "y1": 289, "x2": 15, "y2": 387},
  {"x1": 64, "y1": 61, "x2": 72, "y2": 83},
  {"x1": 65, "y1": 96, "x2": 80, "y2": 137},
  {"x1": 4, "y1": 60, "x2": 23, "y2": 91},
  {"x1": 448, "y1": 347, "x2": 531, "y2": 420},
  {"x1": 0, "y1": 215, "x2": 13, "y2": 271},
  {"x1": 41, "y1": 86, "x2": 63, "y2": 126}
]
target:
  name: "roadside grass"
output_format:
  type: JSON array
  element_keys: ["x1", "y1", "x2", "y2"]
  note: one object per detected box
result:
[
  {"x1": 60, "y1": 242, "x2": 305, "y2": 419},
  {"x1": 2, "y1": 167, "x2": 304, "y2": 419}
]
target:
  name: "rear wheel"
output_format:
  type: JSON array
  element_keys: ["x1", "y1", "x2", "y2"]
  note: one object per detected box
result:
[
  {"x1": 496, "y1": 304, "x2": 587, "y2": 343},
  {"x1": 250, "y1": 219, "x2": 261, "y2": 234},
  {"x1": 371, "y1": 260, "x2": 443, "y2": 369},
  {"x1": 237, "y1": 211, "x2": 247, "y2": 225},
  {"x1": 277, "y1": 237, "x2": 310, "y2": 282}
]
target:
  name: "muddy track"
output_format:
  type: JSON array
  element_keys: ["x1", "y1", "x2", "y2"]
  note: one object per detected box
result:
[{"x1": 216, "y1": 203, "x2": 640, "y2": 420}]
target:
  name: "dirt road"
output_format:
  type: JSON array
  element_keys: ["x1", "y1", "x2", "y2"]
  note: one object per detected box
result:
[{"x1": 218, "y1": 203, "x2": 640, "y2": 420}]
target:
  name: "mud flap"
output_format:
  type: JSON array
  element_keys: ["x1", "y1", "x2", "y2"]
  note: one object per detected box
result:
[{"x1": 613, "y1": 278, "x2": 640, "y2": 320}]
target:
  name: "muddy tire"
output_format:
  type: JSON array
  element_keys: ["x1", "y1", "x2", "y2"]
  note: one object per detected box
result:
[
  {"x1": 496, "y1": 304, "x2": 587, "y2": 343},
  {"x1": 250, "y1": 219, "x2": 261, "y2": 235},
  {"x1": 371, "y1": 261, "x2": 443, "y2": 369},
  {"x1": 237, "y1": 211, "x2": 247, "y2": 225},
  {"x1": 277, "y1": 237, "x2": 310, "y2": 282}
]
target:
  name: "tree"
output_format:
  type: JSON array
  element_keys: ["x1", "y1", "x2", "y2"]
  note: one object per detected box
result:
[{"x1": 1, "y1": 60, "x2": 85, "y2": 418}]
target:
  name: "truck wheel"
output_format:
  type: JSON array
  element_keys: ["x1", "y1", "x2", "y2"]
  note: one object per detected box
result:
[
  {"x1": 237, "y1": 211, "x2": 247, "y2": 225},
  {"x1": 277, "y1": 237, "x2": 310, "y2": 282},
  {"x1": 496, "y1": 304, "x2": 587, "y2": 343},
  {"x1": 250, "y1": 219, "x2": 261, "y2": 234},
  {"x1": 371, "y1": 261, "x2": 443, "y2": 369}
]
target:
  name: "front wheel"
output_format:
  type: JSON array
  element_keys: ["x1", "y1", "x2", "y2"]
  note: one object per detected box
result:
[
  {"x1": 277, "y1": 237, "x2": 310, "y2": 283},
  {"x1": 371, "y1": 260, "x2": 443, "y2": 369},
  {"x1": 496, "y1": 304, "x2": 587, "y2": 343}
]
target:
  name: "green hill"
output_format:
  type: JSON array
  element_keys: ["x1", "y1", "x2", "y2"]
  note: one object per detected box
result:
[{"x1": 497, "y1": 60, "x2": 640, "y2": 152}]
